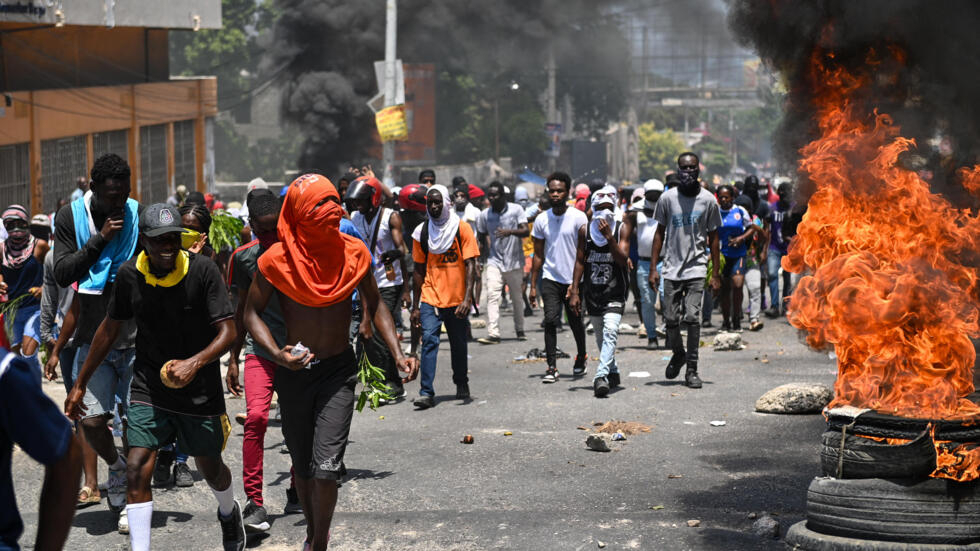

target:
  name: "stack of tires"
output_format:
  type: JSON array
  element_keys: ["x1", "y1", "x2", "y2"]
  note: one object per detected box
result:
[{"x1": 787, "y1": 411, "x2": 980, "y2": 549}]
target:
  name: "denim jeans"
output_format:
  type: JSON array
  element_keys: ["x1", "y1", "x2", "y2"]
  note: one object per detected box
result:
[
  {"x1": 635, "y1": 260, "x2": 664, "y2": 340},
  {"x1": 540, "y1": 279, "x2": 587, "y2": 368},
  {"x1": 419, "y1": 302, "x2": 469, "y2": 397},
  {"x1": 744, "y1": 266, "x2": 762, "y2": 322},
  {"x1": 73, "y1": 343, "x2": 134, "y2": 419},
  {"x1": 590, "y1": 312, "x2": 622, "y2": 380},
  {"x1": 663, "y1": 278, "x2": 705, "y2": 366},
  {"x1": 767, "y1": 251, "x2": 787, "y2": 310}
]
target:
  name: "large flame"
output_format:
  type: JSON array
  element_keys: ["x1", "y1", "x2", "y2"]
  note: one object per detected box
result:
[{"x1": 785, "y1": 51, "x2": 980, "y2": 480}]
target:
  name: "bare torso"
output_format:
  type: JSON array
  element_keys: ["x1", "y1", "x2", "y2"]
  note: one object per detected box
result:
[{"x1": 277, "y1": 291, "x2": 354, "y2": 359}]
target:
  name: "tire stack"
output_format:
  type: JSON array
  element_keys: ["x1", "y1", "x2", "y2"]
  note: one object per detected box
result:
[{"x1": 786, "y1": 410, "x2": 980, "y2": 550}]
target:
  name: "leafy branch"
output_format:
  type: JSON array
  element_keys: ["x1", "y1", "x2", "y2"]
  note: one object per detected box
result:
[{"x1": 355, "y1": 351, "x2": 393, "y2": 412}]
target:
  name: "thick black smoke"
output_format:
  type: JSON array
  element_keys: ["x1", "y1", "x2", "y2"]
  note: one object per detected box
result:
[
  {"x1": 727, "y1": 0, "x2": 980, "y2": 204},
  {"x1": 264, "y1": 0, "x2": 629, "y2": 174}
]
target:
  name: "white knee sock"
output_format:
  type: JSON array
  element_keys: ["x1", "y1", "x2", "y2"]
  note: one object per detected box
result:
[
  {"x1": 211, "y1": 483, "x2": 236, "y2": 517},
  {"x1": 127, "y1": 501, "x2": 153, "y2": 551}
]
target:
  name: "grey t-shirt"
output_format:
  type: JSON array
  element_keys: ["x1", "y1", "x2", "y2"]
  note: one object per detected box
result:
[
  {"x1": 653, "y1": 187, "x2": 721, "y2": 281},
  {"x1": 476, "y1": 202, "x2": 528, "y2": 273}
]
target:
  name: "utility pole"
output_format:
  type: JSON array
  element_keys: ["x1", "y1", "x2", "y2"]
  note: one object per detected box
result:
[
  {"x1": 382, "y1": 0, "x2": 397, "y2": 185},
  {"x1": 546, "y1": 44, "x2": 557, "y2": 171}
]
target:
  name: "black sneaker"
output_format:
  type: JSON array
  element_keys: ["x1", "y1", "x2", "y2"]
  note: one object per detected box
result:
[
  {"x1": 608, "y1": 372, "x2": 621, "y2": 388},
  {"x1": 593, "y1": 377, "x2": 610, "y2": 397},
  {"x1": 173, "y1": 461, "x2": 194, "y2": 488},
  {"x1": 646, "y1": 338, "x2": 659, "y2": 350},
  {"x1": 732, "y1": 318, "x2": 743, "y2": 333},
  {"x1": 284, "y1": 487, "x2": 303, "y2": 514},
  {"x1": 241, "y1": 499, "x2": 270, "y2": 533},
  {"x1": 721, "y1": 320, "x2": 731, "y2": 332},
  {"x1": 153, "y1": 448, "x2": 175, "y2": 487},
  {"x1": 665, "y1": 352, "x2": 685, "y2": 380},
  {"x1": 685, "y1": 368, "x2": 703, "y2": 389},
  {"x1": 379, "y1": 385, "x2": 406, "y2": 405},
  {"x1": 701, "y1": 320, "x2": 713, "y2": 328},
  {"x1": 218, "y1": 500, "x2": 246, "y2": 551},
  {"x1": 572, "y1": 355, "x2": 587, "y2": 377},
  {"x1": 516, "y1": 331, "x2": 527, "y2": 341},
  {"x1": 455, "y1": 384, "x2": 470, "y2": 400},
  {"x1": 524, "y1": 306, "x2": 534, "y2": 317},
  {"x1": 413, "y1": 395, "x2": 435, "y2": 409},
  {"x1": 542, "y1": 367, "x2": 558, "y2": 384}
]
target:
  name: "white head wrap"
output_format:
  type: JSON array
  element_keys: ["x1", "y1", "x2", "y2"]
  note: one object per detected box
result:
[
  {"x1": 589, "y1": 185, "x2": 617, "y2": 247},
  {"x1": 411, "y1": 184, "x2": 460, "y2": 255}
]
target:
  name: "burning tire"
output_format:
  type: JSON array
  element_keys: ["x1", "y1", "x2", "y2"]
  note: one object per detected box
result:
[
  {"x1": 826, "y1": 410, "x2": 980, "y2": 443},
  {"x1": 819, "y1": 430, "x2": 936, "y2": 479},
  {"x1": 806, "y1": 477, "x2": 980, "y2": 544}
]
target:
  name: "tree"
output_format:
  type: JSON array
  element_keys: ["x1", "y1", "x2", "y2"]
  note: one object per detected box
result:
[
  {"x1": 638, "y1": 123, "x2": 686, "y2": 181},
  {"x1": 694, "y1": 135, "x2": 732, "y2": 182}
]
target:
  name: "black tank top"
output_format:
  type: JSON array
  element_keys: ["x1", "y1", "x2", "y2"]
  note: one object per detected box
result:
[{"x1": 583, "y1": 221, "x2": 628, "y2": 315}]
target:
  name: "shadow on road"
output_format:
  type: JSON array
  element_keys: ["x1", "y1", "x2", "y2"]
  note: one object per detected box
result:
[{"x1": 72, "y1": 508, "x2": 193, "y2": 536}]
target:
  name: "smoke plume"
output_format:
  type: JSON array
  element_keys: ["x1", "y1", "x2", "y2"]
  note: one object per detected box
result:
[
  {"x1": 727, "y1": 0, "x2": 980, "y2": 204},
  {"x1": 264, "y1": 0, "x2": 629, "y2": 174}
]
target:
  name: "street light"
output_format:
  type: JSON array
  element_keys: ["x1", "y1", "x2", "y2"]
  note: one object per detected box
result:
[{"x1": 495, "y1": 81, "x2": 521, "y2": 162}]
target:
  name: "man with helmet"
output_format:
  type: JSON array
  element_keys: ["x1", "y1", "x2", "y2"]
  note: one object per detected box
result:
[
  {"x1": 347, "y1": 176, "x2": 411, "y2": 401},
  {"x1": 398, "y1": 183, "x2": 429, "y2": 357}
]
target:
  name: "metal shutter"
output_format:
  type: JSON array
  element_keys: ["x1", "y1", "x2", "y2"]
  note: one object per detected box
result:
[
  {"x1": 139, "y1": 124, "x2": 168, "y2": 205},
  {"x1": 173, "y1": 120, "x2": 195, "y2": 190},
  {"x1": 40, "y1": 135, "x2": 87, "y2": 213},
  {"x1": 92, "y1": 130, "x2": 129, "y2": 163},
  {"x1": 0, "y1": 144, "x2": 31, "y2": 211}
]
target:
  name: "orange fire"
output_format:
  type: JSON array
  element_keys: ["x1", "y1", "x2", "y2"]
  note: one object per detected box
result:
[{"x1": 784, "y1": 51, "x2": 980, "y2": 480}]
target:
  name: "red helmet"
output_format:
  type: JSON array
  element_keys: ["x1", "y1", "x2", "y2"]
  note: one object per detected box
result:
[
  {"x1": 399, "y1": 183, "x2": 428, "y2": 212},
  {"x1": 346, "y1": 176, "x2": 383, "y2": 208}
]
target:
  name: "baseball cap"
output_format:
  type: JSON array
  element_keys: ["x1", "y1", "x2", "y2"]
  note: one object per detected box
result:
[
  {"x1": 30, "y1": 213, "x2": 51, "y2": 227},
  {"x1": 643, "y1": 179, "x2": 665, "y2": 192},
  {"x1": 140, "y1": 204, "x2": 184, "y2": 237}
]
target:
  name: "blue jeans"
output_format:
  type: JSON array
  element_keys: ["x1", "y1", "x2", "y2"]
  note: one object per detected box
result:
[
  {"x1": 636, "y1": 260, "x2": 663, "y2": 339},
  {"x1": 73, "y1": 343, "x2": 134, "y2": 419},
  {"x1": 419, "y1": 302, "x2": 469, "y2": 397},
  {"x1": 590, "y1": 312, "x2": 622, "y2": 380},
  {"x1": 767, "y1": 251, "x2": 785, "y2": 310}
]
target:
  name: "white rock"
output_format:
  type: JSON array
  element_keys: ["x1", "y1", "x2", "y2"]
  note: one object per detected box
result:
[
  {"x1": 755, "y1": 383, "x2": 833, "y2": 414},
  {"x1": 712, "y1": 332, "x2": 745, "y2": 350}
]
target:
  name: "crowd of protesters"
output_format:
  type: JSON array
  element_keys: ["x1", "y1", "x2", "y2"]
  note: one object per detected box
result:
[{"x1": 0, "y1": 151, "x2": 801, "y2": 551}]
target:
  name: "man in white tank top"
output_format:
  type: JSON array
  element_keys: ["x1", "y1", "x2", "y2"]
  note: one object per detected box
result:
[
  {"x1": 347, "y1": 176, "x2": 411, "y2": 400},
  {"x1": 629, "y1": 179, "x2": 664, "y2": 349}
]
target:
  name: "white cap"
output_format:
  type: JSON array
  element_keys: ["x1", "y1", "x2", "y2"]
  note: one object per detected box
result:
[{"x1": 643, "y1": 179, "x2": 665, "y2": 192}]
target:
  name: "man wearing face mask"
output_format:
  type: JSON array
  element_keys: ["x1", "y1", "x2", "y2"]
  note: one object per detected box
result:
[
  {"x1": 630, "y1": 179, "x2": 665, "y2": 349},
  {"x1": 569, "y1": 186, "x2": 632, "y2": 397},
  {"x1": 649, "y1": 152, "x2": 722, "y2": 389},
  {"x1": 0, "y1": 205, "x2": 46, "y2": 373},
  {"x1": 347, "y1": 176, "x2": 410, "y2": 401},
  {"x1": 410, "y1": 185, "x2": 480, "y2": 409},
  {"x1": 54, "y1": 153, "x2": 141, "y2": 531}
]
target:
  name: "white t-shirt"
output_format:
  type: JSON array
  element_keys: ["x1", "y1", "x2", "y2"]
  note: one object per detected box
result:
[
  {"x1": 635, "y1": 210, "x2": 659, "y2": 259},
  {"x1": 531, "y1": 207, "x2": 588, "y2": 285},
  {"x1": 351, "y1": 208, "x2": 403, "y2": 287}
]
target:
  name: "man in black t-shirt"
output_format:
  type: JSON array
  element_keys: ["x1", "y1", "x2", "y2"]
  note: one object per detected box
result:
[{"x1": 66, "y1": 204, "x2": 245, "y2": 551}]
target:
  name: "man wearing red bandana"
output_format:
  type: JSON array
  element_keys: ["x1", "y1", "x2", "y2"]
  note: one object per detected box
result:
[{"x1": 244, "y1": 174, "x2": 417, "y2": 551}]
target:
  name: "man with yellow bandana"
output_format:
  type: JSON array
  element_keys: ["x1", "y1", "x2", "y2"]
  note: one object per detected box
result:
[{"x1": 66, "y1": 203, "x2": 245, "y2": 551}]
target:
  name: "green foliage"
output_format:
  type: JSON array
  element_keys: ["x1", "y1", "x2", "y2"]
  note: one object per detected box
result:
[
  {"x1": 208, "y1": 210, "x2": 244, "y2": 253},
  {"x1": 356, "y1": 350, "x2": 393, "y2": 412},
  {"x1": 638, "y1": 123, "x2": 686, "y2": 181},
  {"x1": 0, "y1": 293, "x2": 31, "y2": 341}
]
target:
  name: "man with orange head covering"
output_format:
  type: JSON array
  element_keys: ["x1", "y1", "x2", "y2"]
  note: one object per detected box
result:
[{"x1": 243, "y1": 174, "x2": 417, "y2": 551}]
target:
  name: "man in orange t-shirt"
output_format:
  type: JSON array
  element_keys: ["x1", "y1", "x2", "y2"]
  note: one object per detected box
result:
[{"x1": 409, "y1": 185, "x2": 479, "y2": 409}]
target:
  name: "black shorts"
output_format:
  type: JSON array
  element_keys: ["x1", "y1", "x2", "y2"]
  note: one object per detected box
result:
[{"x1": 274, "y1": 347, "x2": 357, "y2": 480}]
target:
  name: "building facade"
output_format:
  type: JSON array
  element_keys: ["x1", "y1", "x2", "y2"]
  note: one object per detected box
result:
[{"x1": 0, "y1": 0, "x2": 221, "y2": 213}]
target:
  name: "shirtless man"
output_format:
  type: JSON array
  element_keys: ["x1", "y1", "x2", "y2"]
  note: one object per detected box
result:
[{"x1": 244, "y1": 174, "x2": 417, "y2": 551}]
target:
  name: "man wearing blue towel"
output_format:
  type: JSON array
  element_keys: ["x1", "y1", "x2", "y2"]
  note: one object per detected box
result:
[{"x1": 53, "y1": 153, "x2": 142, "y2": 534}]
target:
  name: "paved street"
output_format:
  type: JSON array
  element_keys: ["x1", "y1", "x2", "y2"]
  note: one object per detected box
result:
[{"x1": 13, "y1": 307, "x2": 835, "y2": 550}]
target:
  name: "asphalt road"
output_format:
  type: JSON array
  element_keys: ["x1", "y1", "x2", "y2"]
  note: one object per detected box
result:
[{"x1": 12, "y1": 305, "x2": 835, "y2": 550}]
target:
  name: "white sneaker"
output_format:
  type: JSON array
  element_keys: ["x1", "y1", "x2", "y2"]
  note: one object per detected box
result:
[{"x1": 118, "y1": 508, "x2": 129, "y2": 534}]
